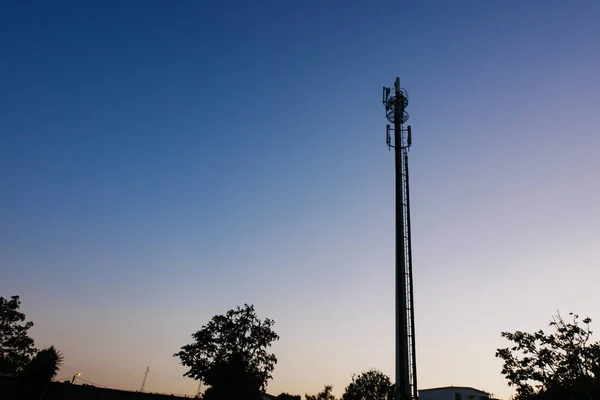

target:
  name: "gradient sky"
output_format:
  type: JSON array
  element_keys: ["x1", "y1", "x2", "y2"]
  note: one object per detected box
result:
[{"x1": 2, "y1": 1, "x2": 600, "y2": 399}]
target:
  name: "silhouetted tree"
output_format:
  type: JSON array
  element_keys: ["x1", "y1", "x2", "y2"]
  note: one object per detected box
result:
[
  {"x1": 20, "y1": 346, "x2": 63, "y2": 400},
  {"x1": 342, "y1": 370, "x2": 396, "y2": 400},
  {"x1": 496, "y1": 312, "x2": 600, "y2": 400},
  {"x1": 174, "y1": 304, "x2": 279, "y2": 394},
  {"x1": 201, "y1": 352, "x2": 263, "y2": 400},
  {"x1": 277, "y1": 392, "x2": 301, "y2": 400},
  {"x1": 21, "y1": 346, "x2": 63, "y2": 381},
  {"x1": 306, "y1": 385, "x2": 337, "y2": 400},
  {"x1": 0, "y1": 295, "x2": 36, "y2": 373}
]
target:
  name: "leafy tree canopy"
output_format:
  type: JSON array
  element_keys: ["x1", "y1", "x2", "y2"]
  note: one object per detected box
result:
[
  {"x1": 21, "y1": 346, "x2": 64, "y2": 382},
  {"x1": 174, "y1": 304, "x2": 279, "y2": 392},
  {"x1": 277, "y1": 392, "x2": 301, "y2": 400},
  {"x1": 202, "y1": 352, "x2": 263, "y2": 400},
  {"x1": 0, "y1": 295, "x2": 36, "y2": 373},
  {"x1": 306, "y1": 385, "x2": 337, "y2": 400},
  {"x1": 342, "y1": 370, "x2": 396, "y2": 400},
  {"x1": 496, "y1": 312, "x2": 600, "y2": 400}
]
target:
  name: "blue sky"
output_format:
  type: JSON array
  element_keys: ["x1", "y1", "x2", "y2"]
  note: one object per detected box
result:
[{"x1": 2, "y1": 1, "x2": 600, "y2": 398}]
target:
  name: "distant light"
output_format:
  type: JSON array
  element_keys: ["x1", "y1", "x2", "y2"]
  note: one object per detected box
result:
[{"x1": 71, "y1": 372, "x2": 82, "y2": 384}]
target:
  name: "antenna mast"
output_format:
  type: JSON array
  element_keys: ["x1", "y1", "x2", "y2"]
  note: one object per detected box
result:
[
  {"x1": 383, "y1": 77, "x2": 418, "y2": 400},
  {"x1": 140, "y1": 366, "x2": 150, "y2": 392}
]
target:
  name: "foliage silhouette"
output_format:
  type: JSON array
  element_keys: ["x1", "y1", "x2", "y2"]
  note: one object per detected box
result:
[
  {"x1": 174, "y1": 304, "x2": 279, "y2": 393},
  {"x1": 0, "y1": 295, "x2": 36, "y2": 373},
  {"x1": 496, "y1": 312, "x2": 600, "y2": 399},
  {"x1": 20, "y1": 346, "x2": 64, "y2": 400},
  {"x1": 21, "y1": 346, "x2": 63, "y2": 381},
  {"x1": 277, "y1": 392, "x2": 301, "y2": 400},
  {"x1": 306, "y1": 385, "x2": 337, "y2": 400},
  {"x1": 342, "y1": 370, "x2": 396, "y2": 400},
  {"x1": 201, "y1": 352, "x2": 263, "y2": 400}
]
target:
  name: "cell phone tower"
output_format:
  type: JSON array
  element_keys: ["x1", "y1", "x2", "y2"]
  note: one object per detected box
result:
[
  {"x1": 140, "y1": 366, "x2": 150, "y2": 392},
  {"x1": 383, "y1": 77, "x2": 418, "y2": 400}
]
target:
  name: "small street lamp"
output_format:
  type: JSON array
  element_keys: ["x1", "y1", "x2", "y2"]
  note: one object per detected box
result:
[{"x1": 71, "y1": 372, "x2": 81, "y2": 384}]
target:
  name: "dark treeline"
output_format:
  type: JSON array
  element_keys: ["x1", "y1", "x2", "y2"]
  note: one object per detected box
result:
[{"x1": 3, "y1": 295, "x2": 600, "y2": 400}]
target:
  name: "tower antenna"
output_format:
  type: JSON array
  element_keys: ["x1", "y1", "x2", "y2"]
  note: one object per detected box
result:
[
  {"x1": 140, "y1": 366, "x2": 150, "y2": 392},
  {"x1": 382, "y1": 77, "x2": 418, "y2": 400}
]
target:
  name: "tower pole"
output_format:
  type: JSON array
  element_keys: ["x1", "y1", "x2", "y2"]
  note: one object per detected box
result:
[
  {"x1": 140, "y1": 366, "x2": 149, "y2": 392},
  {"x1": 383, "y1": 77, "x2": 417, "y2": 400},
  {"x1": 394, "y1": 77, "x2": 410, "y2": 400}
]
